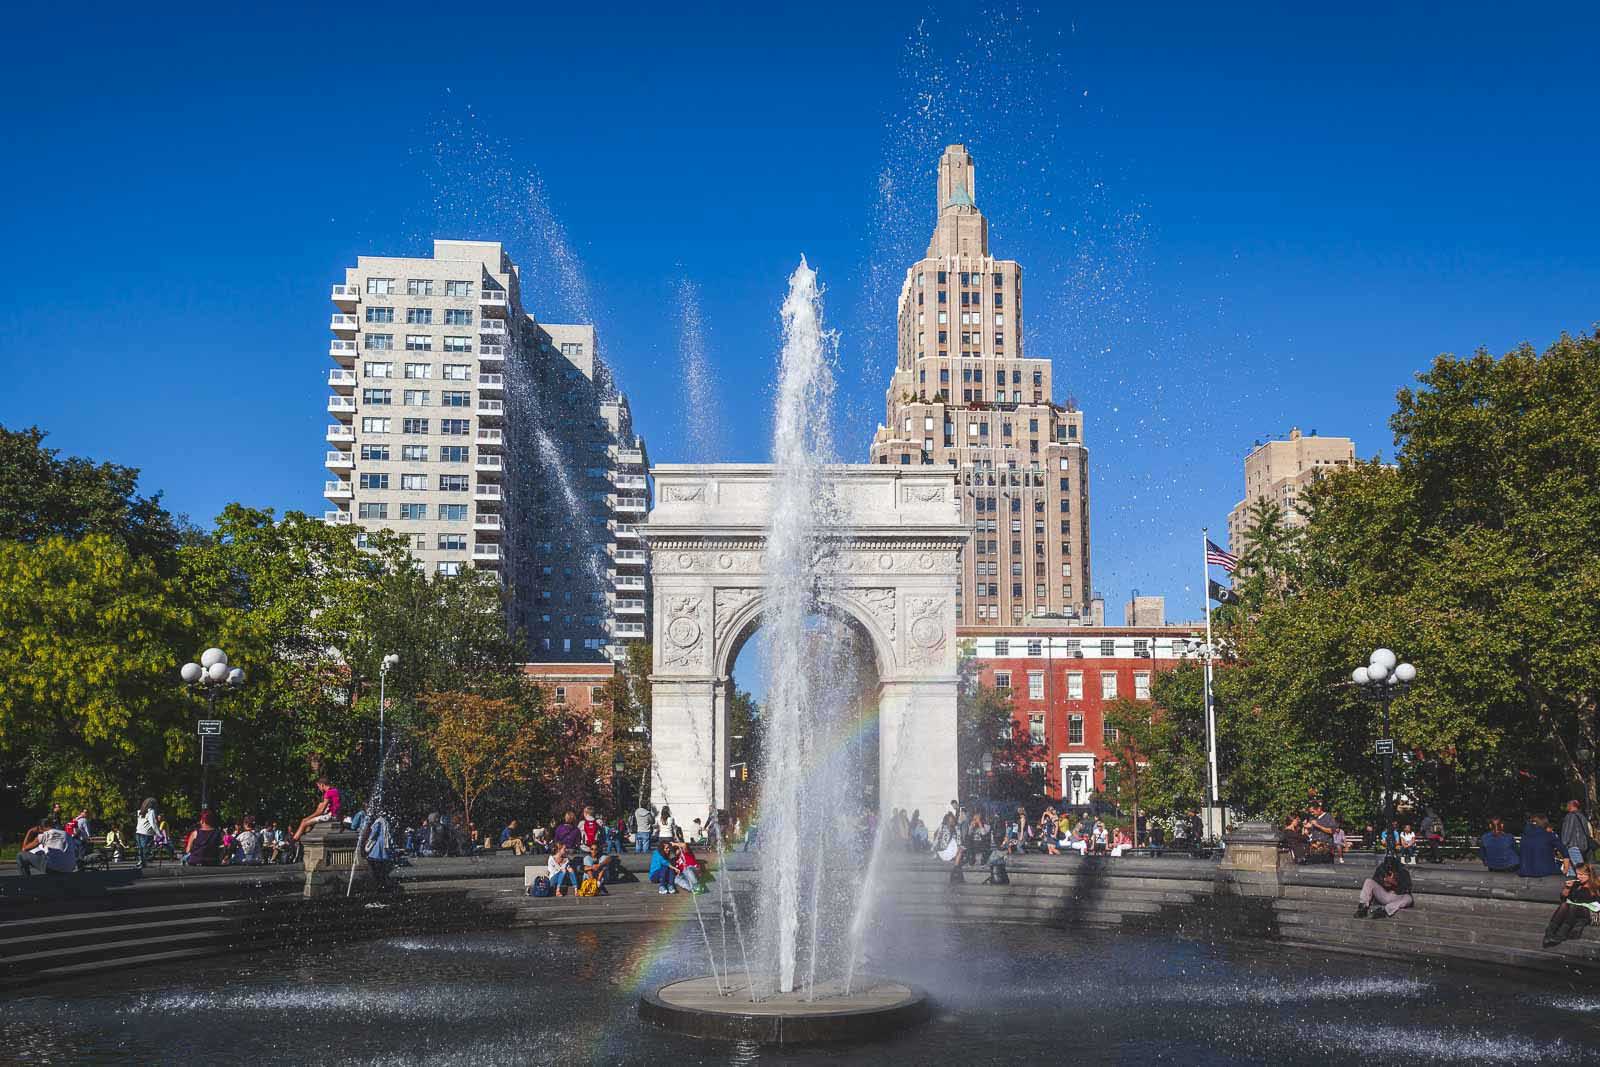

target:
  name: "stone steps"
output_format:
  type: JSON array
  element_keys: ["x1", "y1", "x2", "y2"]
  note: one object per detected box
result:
[{"x1": 1274, "y1": 900, "x2": 1600, "y2": 960}]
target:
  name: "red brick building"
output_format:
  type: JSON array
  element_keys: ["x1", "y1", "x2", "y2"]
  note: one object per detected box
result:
[
  {"x1": 960, "y1": 625, "x2": 1203, "y2": 804},
  {"x1": 520, "y1": 662, "x2": 614, "y2": 732}
]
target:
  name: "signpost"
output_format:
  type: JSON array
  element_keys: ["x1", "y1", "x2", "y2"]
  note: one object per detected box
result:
[
  {"x1": 1374, "y1": 738, "x2": 1395, "y2": 756},
  {"x1": 198, "y1": 720, "x2": 222, "y2": 737},
  {"x1": 198, "y1": 720, "x2": 223, "y2": 808}
]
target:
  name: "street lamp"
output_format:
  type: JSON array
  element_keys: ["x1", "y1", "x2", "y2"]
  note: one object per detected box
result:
[
  {"x1": 378, "y1": 653, "x2": 399, "y2": 759},
  {"x1": 1351, "y1": 647, "x2": 1416, "y2": 851},
  {"x1": 180, "y1": 647, "x2": 246, "y2": 812}
]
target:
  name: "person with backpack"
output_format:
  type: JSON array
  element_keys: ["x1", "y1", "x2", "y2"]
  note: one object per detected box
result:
[{"x1": 1561, "y1": 800, "x2": 1593, "y2": 873}]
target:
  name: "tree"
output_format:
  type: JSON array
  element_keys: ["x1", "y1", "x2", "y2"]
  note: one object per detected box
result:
[
  {"x1": 0, "y1": 534, "x2": 196, "y2": 815},
  {"x1": 0, "y1": 425, "x2": 182, "y2": 563},
  {"x1": 420, "y1": 690, "x2": 541, "y2": 830},
  {"x1": 956, "y1": 642, "x2": 1043, "y2": 804}
]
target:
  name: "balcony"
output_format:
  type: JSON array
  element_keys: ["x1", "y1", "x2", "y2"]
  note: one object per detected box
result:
[
  {"x1": 613, "y1": 549, "x2": 647, "y2": 565},
  {"x1": 473, "y1": 483, "x2": 503, "y2": 502},
  {"x1": 323, "y1": 509, "x2": 353, "y2": 525},
  {"x1": 327, "y1": 395, "x2": 356, "y2": 415},
  {"x1": 477, "y1": 398, "x2": 504, "y2": 420},
  {"x1": 473, "y1": 513, "x2": 503, "y2": 532},
  {"x1": 325, "y1": 450, "x2": 354, "y2": 471},
  {"x1": 614, "y1": 575, "x2": 646, "y2": 591},
  {"x1": 326, "y1": 424, "x2": 355, "y2": 444},
  {"x1": 478, "y1": 290, "x2": 508, "y2": 316},
  {"x1": 477, "y1": 373, "x2": 503, "y2": 393},
  {"x1": 611, "y1": 522, "x2": 640, "y2": 540},
  {"x1": 613, "y1": 598, "x2": 646, "y2": 615},
  {"x1": 479, "y1": 318, "x2": 507, "y2": 337},
  {"x1": 323, "y1": 480, "x2": 353, "y2": 500},
  {"x1": 611, "y1": 447, "x2": 644, "y2": 466},
  {"x1": 330, "y1": 284, "x2": 360, "y2": 308},
  {"x1": 472, "y1": 544, "x2": 502, "y2": 563},
  {"x1": 329, "y1": 339, "x2": 357, "y2": 364},
  {"x1": 476, "y1": 428, "x2": 504, "y2": 450},
  {"x1": 478, "y1": 345, "x2": 505, "y2": 364},
  {"x1": 475, "y1": 454, "x2": 503, "y2": 473},
  {"x1": 610, "y1": 494, "x2": 647, "y2": 514},
  {"x1": 328, "y1": 368, "x2": 357, "y2": 390},
  {"x1": 329, "y1": 313, "x2": 358, "y2": 335},
  {"x1": 611, "y1": 472, "x2": 648, "y2": 490},
  {"x1": 610, "y1": 621, "x2": 646, "y2": 638}
]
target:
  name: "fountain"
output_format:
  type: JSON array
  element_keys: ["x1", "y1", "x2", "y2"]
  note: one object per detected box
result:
[{"x1": 639, "y1": 260, "x2": 929, "y2": 1043}]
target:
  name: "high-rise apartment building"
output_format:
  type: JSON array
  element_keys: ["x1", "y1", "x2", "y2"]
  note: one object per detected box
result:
[
  {"x1": 324, "y1": 239, "x2": 650, "y2": 662},
  {"x1": 1225, "y1": 427, "x2": 1356, "y2": 553},
  {"x1": 869, "y1": 145, "x2": 1092, "y2": 625}
]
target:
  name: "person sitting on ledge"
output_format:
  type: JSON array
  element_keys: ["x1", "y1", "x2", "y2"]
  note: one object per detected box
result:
[
  {"x1": 1542, "y1": 863, "x2": 1599, "y2": 947},
  {"x1": 673, "y1": 841, "x2": 705, "y2": 893},
  {"x1": 1110, "y1": 827, "x2": 1132, "y2": 858},
  {"x1": 581, "y1": 842, "x2": 614, "y2": 892},
  {"x1": 291, "y1": 777, "x2": 341, "y2": 842},
  {"x1": 499, "y1": 819, "x2": 528, "y2": 856},
  {"x1": 1355, "y1": 853, "x2": 1414, "y2": 920},
  {"x1": 547, "y1": 844, "x2": 580, "y2": 897},
  {"x1": 649, "y1": 840, "x2": 679, "y2": 895},
  {"x1": 16, "y1": 818, "x2": 77, "y2": 876},
  {"x1": 234, "y1": 816, "x2": 264, "y2": 865},
  {"x1": 1520, "y1": 814, "x2": 1565, "y2": 878},
  {"x1": 1280, "y1": 814, "x2": 1309, "y2": 864},
  {"x1": 1399, "y1": 824, "x2": 1419, "y2": 865},
  {"x1": 183, "y1": 810, "x2": 223, "y2": 866},
  {"x1": 909, "y1": 809, "x2": 929, "y2": 852},
  {"x1": 1479, "y1": 817, "x2": 1520, "y2": 873}
]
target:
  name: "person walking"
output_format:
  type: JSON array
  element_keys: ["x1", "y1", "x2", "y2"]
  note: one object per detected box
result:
[
  {"x1": 1560, "y1": 800, "x2": 1592, "y2": 873},
  {"x1": 135, "y1": 797, "x2": 159, "y2": 869}
]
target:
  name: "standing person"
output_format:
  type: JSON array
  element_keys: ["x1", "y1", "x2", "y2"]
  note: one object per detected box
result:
[
  {"x1": 291, "y1": 777, "x2": 341, "y2": 842},
  {"x1": 909, "y1": 809, "x2": 929, "y2": 852},
  {"x1": 1419, "y1": 808, "x2": 1445, "y2": 864},
  {"x1": 579, "y1": 806, "x2": 605, "y2": 853},
  {"x1": 135, "y1": 798, "x2": 159, "y2": 869},
  {"x1": 661, "y1": 806, "x2": 682, "y2": 843},
  {"x1": 633, "y1": 804, "x2": 655, "y2": 854},
  {"x1": 1308, "y1": 803, "x2": 1337, "y2": 862},
  {"x1": 66, "y1": 809, "x2": 93, "y2": 853},
  {"x1": 1542, "y1": 864, "x2": 1600, "y2": 947},
  {"x1": 363, "y1": 809, "x2": 396, "y2": 891},
  {"x1": 1355, "y1": 854, "x2": 1414, "y2": 919},
  {"x1": 1561, "y1": 800, "x2": 1593, "y2": 873}
]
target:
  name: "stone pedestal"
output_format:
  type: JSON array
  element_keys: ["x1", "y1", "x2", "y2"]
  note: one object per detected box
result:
[
  {"x1": 1216, "y1": 819, "x2": 1287, "y2": 898},
  {"x1": 300, "y1": 825, "x2": 366, "y2": 898}
]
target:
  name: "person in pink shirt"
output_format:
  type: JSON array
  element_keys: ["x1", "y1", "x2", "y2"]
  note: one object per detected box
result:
[{"x1": 292, "y1": 777, "x2": 341, "y2": 842}]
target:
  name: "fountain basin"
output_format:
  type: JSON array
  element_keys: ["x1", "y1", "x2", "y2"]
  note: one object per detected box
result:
[{"x1": 639, "y1": 973, "x2": 928, "y2": 1045}]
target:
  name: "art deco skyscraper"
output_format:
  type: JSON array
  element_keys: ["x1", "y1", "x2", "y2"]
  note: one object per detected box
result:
[{"x1": 869, "y1": 146, "x2": 1092, "y2": 625}]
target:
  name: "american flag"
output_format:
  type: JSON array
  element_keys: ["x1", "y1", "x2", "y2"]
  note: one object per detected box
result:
[{"x1": 1205, "y1": 539, "x2": 1239, "y2": 573}]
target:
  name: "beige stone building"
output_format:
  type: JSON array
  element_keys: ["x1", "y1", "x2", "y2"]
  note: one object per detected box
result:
[
  {"x1": 1122, "y1": 594, "x2": 1165, "y2": 627},
  {"x1": 324, "y1": 239, "x2": 650, "y2": 662},
  {"x1": 1226, "y1": 427, "x2": 1356, "y2": 552},
  {"x1": 869, "y1": 145, "x2": 1091, "y2": 625}
]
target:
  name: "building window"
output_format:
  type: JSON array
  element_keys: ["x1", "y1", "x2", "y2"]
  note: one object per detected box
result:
[
  {"x1": 402, "y1": 418, "x2": 429, "y2": 434},
  {"x1": 1104, "y1": 719, "x2": 1119, "y2": 744},
  {"x1": 405, "y1": 334, "x2": 432, "y2": 351},
  {"x1": 444, "y1": 336, "x2": 472, "y2": 352},
  {"x1": 441, "y1": 391, "x2": 471, "y2": 407},
  {"x1": 366, "y1": 278, "x2": 395, "y2": 295},
  {"x1": 365, "y1": 307, "x2": 394, "y2": 324},
  {"x1": 404, "y1": 363, "x2": 432, "y2": 379},
  {"x1": 401, "y1": 444, "x2": 428, "y2": 461},
  {"x1": 438, "y1": 503, "x2": 468, "y2": 521},
  {"x1": 1027, "y1": 639, "x2": 1042, "y2": 657},
  {"x1": 443, "y1": 363, "x2": 471, "y2": 381},
  {"x1": 438, "y1": 533, "x2": 467, "y2": 551},
  {"x1": 446, "y1": 280, "x2": 472, "y2": 297},
  {"x1": 364, "y1": 334, "x2": 393, "y2": 350},
  {"x1": 360, "y1": 444, "x2": 390, "y2": 461},
  {"x1": 363, "y1": 361, "x2": 392, "y2": 377},
  {"x1": 1028, "y1": 671, "x2": 1044, "y2": 699},
  {"x1": 400, "y1": 474, "x2": 425, "y2": 491},
  {"x1": 439, "y1": 445, "x2": 469, "y2": 463},
  {"x1": 994, "y1": 639, "x2": 1009, "y2": 656},
  {"x1": 438, "y1": 475, "x2": 469, "y2": 492},
  {"x1": 398, "y1": 503, "x2": 426, "y2": 520},
  {"x1": 406, "y1": 279, "x2": 434, "y2": 296},
  {"x1": 360, "y1": 417, "x2": 390, "y2": 434},
  {"x1": 406, "y1": 307, "x2": 433, "y2": 324},
  {"x1": 403, "y1": 390, "x2": 429, "y2": 406},
  {"x1": 994, "y1": 671, "x2": 1010, "y2": 690},
  {"x1": 1101, "y1": 672, "x2": 1118, "y2": 699},
  {"x1": 1068, "y1": 715, "x2": 1084, "y2": 745},
  {"x1": 1029, "y1": 713, "x2": 1045, "y2": 745},
  {"x1": 358, "y1": 473, "x2": 389, "y2": 490},
  {"x1": 1100, "y1": 639, "x2": 1116, "y2": 657},
  {"x1": 445, "y1": 308, "x2": 472, "y2": 325},
  {"x1": 1067, "y1": 672, "x2": 1083, "y2": 700},
  {"x1": 440, "y1": 419, "x2": 470, "y2": 436},
  {"x1": 1135, "y1": 672, "x2": 1152, "y2": 700},
  {"x1": 357, "y1": 502, "x2": 387, "y2": 519},
  {"x1": 437, "y1": 561, "x2": 461, "y2": 576}
]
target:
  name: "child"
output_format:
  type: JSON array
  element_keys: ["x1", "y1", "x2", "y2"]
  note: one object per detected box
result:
[{"x1": 1332, "y1": 823, "x2": 1347, "y2": 864}]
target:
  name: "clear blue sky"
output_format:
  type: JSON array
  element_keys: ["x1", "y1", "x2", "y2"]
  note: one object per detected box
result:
[{"x1": 3, "y1": 4, "x2": 1597, "y2": 645}]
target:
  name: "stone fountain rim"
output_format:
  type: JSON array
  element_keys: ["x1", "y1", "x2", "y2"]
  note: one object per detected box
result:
[{"x1": 639, "y1": 972, "x2": 930, "y2": 1045}]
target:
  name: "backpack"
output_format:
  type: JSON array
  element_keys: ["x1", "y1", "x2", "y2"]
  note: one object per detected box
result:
[
  {"x1": 578, "y1": 876, "x2": 601, "y2": 897},
  {"x1": 528, "y1": 875, "x2": 553, "y2": 898}
]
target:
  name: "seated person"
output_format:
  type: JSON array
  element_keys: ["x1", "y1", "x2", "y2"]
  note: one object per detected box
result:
[
  {"x1": 649, "y1": 841, "x2": 679, "y2": 895},
  {"x1": 234, "y1": 816, "x2": 264, "y2": 865},
  {"x1": 291, "y1": 778, "x2": 341, "y2": 842},
  {"x1": 1479, "y1": 817, "x2": 1520, "y2": 873},
  {"x1": 1280, "y1": 814, "x2": 1309, "y2": 864},
  {"x1": 499, "y1": 819, "x2": 527, "y2": 856},
  {"x1": 673, "y1": 842, "x2": 705, "y2": 893},
  {"x1": 546, "y1": 845, "x2": 580, "y2": 897},
  {"x1": 1543, "y1": 864, "x2": 1599, "y2": 947},
  {"x1": 1399, "y1": 825, "x2": 1419, "y2": 864},
  {"x1": 1109, "y1": 828, "x2": 1132, "y2": 858},
  {"x1": 528, "y1": 826, "x2": 552, "y2": 855},
  {"x1": 1520, "y1": 814, "x2": 1565, "y2": 878},
  {"x1": 16, "y1": 819, "x2": 78, "y2": 876},
  {"x1": 580, "y1": 843, "x2": 613, "y2": 892},
  {"x1": 1091, "y1": 820, "x2": 1110, "y2": 855},
  {"x1": 183, "y1": 811, "x2": 223, "y2": 866},
  {"x1": 104, "y1": 825, "x2": 129, "y2": 863},
  {"x1": 1355, "y1": 854, "x2": 1414, "y2": 919}
]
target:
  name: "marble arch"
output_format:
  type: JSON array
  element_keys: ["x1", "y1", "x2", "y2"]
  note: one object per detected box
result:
[{"x1": 640, "y1": 465, "x2": 967, "y2": 822}]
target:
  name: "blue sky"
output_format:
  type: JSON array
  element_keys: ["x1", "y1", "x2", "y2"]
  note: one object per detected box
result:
[{"x1": 3, "y1": 3, "x2": 1597, "y2": 643}]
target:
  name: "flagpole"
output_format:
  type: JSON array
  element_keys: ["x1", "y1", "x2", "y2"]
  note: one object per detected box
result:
[{"x1": 1200, "y1": 528, "x2": 1221, "y2": 839}]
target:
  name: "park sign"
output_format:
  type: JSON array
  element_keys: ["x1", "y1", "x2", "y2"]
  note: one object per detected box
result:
[
  {"x1": 1375, "y1": 738, "x2": 1395, "y2": 755},
  {"x1": 197, "y1": 719, "x2": 222, "y2": 736}
]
